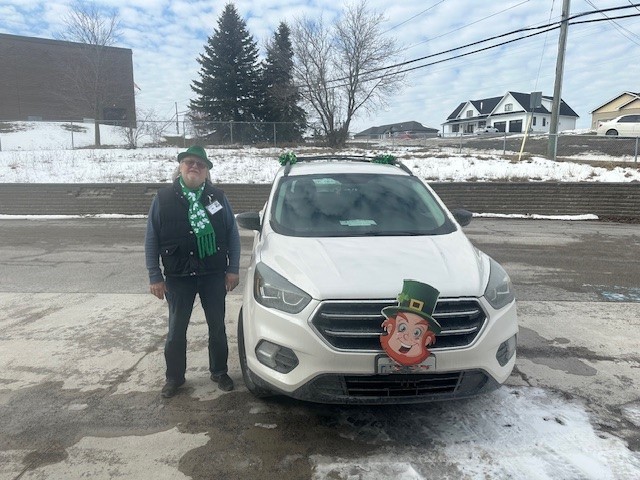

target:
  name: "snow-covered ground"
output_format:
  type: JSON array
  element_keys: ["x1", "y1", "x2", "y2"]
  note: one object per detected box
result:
[
  {"x1": 1, "y1": 121, "x2": 639, "y2": 184},
  {"x1": 1, "y1": 122, "x2": 640, "y2": 478}
]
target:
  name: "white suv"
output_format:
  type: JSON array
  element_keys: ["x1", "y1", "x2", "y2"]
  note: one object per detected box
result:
[{"x1": 236, "y1": 156, "x2": 517, "y2": 404}]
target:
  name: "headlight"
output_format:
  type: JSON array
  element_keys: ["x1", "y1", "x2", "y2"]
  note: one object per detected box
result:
[
  {"x1": 484, "y1": 257, "x2": 515, "y2": 310},
  {"x1": 254, "y1": 263, "x2": 311, "y2": 313}
]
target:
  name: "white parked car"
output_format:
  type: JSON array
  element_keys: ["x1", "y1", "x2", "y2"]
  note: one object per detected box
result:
[
  {"x1": 477, "y1": 125, "x2": 499, "y2": 134},
  {"x1": 596, "y1": 115, "x2": 640, "y2": 137},
  {"x1": 236, "y1": 156, "x2": 518, "y2": 404}
]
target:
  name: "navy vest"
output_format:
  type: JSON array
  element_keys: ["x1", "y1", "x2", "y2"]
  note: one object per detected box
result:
[{"x1": 157, "y1": 178, "x2": 229, "y2": 276}]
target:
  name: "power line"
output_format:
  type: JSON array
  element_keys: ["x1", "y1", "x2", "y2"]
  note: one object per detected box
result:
[
  {"x1": 301, "y1": 11, "x2": 640, "y2": 94},
  {"x1": 322, "y1": 4, "x2": 640, "y2": 87},
  {"x1": 382, "y1": 1, "x2": 446, "y2": 34},
  {"x1": 378, "y1": 26, "x2": 561, "y2": 79},
  {"x1": 404, "y1": 0, "x2": 531, "y2": 51},
  {"x1": 584, "y1": 0, "x2": 640, "y2": 45},
  {"x1": 408, "y1": 12, "x2": 640, "y2": 76},
  {"x1": 533, "y1": 0, "x2": 557, "y2": 92}
]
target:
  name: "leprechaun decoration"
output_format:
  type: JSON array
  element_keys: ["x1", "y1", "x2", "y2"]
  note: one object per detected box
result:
[{"x1": 380, "y1": 280, "x2": 442, "y2": 366}]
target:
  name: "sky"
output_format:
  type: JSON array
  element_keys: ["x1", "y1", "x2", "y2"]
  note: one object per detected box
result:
[{"x1": 1, "y1": 0, "x2": 639, "y2": 134}]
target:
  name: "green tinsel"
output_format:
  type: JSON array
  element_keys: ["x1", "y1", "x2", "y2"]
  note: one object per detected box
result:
[
  {"x1": 278, "y1": 152, "x2": 297, "y2": 166},
  {"x1": 397, "y1": 292, "x2": 410, "y2": 304},
  {"x1": 372, "y1": 154, "x2": 396, "y2": 165}
]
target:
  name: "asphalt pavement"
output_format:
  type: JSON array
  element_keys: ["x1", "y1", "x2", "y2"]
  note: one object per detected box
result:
[{"x1": 0, "y1": 218, "x2": 639, "y2": 479}]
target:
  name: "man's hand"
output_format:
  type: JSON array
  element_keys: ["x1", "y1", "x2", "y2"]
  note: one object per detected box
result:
[
  {"x1": 150, "y1": 281, "x2": 167, "y2": 300},
  {"x1": 225, "y1": 273, "x2": 240, "y2": 292}
]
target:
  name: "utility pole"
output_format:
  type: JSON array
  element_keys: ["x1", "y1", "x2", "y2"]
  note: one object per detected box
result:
[
  {"x1": 175, "y1": 102, "x2": 179, "y2": 135},
  {"x1": 547, "y1": 0, "x2": 570, "y2": 160}
]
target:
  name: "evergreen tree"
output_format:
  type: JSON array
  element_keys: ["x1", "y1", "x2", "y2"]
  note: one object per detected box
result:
[
  {"x1": 190, "y1": 3, "x2": 260, "y2": 143},
  {"x1": 259, "y1": 22, "x2": 307, "y2": 142}
]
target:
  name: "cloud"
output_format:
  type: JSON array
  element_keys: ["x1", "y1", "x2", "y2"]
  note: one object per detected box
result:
[{"x1": 2, "y1": 0, "x2": 639, "y2": 132}]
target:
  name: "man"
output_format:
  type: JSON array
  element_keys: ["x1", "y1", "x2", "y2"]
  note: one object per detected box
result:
[{"x1": 145, "y1": 145, "x2": 240, "y2": 398}]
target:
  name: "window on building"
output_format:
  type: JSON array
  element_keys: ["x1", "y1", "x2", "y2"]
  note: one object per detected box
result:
[
  {"x1": 452, "y1": 124, "x2": 459, "y2": 133},
  {"x1": 465, "y1": 111, "x2": 473, "y2": 118},
  {"x1": 532, "y1": 117, "x2": 537, "y2": 126},
  {"x1": 543, "y1": 117, "x2": 547, "y2": 126},
  {"x1": 505, "y1": 103, "x2": 513, "y2": 112}
]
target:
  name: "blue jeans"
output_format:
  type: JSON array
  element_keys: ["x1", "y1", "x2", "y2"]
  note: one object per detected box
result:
[{"x1": 164, "y1": 274, "x2": 228, "y2": 383}]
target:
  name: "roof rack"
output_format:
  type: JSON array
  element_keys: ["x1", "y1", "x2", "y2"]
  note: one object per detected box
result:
[{"x1": 280, "y1": 153, "x2": 413, "y2": 176}]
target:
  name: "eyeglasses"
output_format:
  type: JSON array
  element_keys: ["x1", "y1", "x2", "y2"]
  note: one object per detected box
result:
[{"x1": 181, "y1": 159, "x2": 208, "y2": 169}]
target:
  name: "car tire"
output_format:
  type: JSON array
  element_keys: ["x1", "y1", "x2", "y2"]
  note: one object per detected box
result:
[
  {"x1": 238, "y1": 309, "x2": 273, "y2": 398},
  {"x1": 605, "y1": 129, "x2": 618, "y2": 136}
]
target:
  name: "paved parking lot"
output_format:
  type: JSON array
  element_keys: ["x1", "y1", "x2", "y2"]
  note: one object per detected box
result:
[{"x1": 0, "y1": 218, "x2": 639, "y2": 479}]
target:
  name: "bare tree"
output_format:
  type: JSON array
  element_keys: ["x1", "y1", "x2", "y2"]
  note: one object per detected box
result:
[
  {"x1": 120, "y1": 108, "x2": 170, "y2": 148},
  {"x1": 292, "y1": 0, "x2": 403, "y2": 148},
  {"x1": 57, "y1": 1, "x2": 122, "y2": 146}
]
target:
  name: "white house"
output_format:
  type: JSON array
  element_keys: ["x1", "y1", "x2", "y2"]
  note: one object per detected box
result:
[{"x1": 442, "y1": 91, "x2": 579, "y2": 136}]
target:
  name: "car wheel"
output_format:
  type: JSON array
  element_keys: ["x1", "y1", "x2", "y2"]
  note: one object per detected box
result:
[
  {"x1": 237, "y1": 309, "x2": 272, "y2": 398},
  {"x1": 605, "y1": 129, "x2": 618, "y2": 136}
]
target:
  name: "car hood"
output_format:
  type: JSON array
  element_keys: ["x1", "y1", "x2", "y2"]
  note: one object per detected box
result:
[{"x1": 258, "y1": 231, "x2": 489, "y2": 300}]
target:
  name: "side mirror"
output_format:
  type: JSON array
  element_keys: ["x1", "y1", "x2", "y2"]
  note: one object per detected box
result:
[
  {"x1": 236, "y1": 211, "x2": 261, "y2": 231},
  {"x1": 451, "y1": 208, "x2": 473, "y2": 227}
]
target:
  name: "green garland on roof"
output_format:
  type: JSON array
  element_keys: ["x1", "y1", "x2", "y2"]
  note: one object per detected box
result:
[
  {"x1": 372, "y1": 154, "x2": 396, "y2": 165},
  {"x1": 278, "y1": 151, "x2": 297, "y2": 166}
]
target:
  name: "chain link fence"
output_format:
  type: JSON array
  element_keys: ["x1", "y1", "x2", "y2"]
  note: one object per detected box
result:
[
  {"x1": 0, "y1": 119, "x2": 638, "y2": 163},
  {"x1": 358, "y1": 132, "x2": 640, "y2": 163},
  {"x1": 0, "y1": 119, "x2": 309, "y2": 151}
]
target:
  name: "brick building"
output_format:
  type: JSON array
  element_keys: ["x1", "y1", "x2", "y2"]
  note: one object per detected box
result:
[{"x1": 0, "y1": 33, "x2": 135, "y2": 124}]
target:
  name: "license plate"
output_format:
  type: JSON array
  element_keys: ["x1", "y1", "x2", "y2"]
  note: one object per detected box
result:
[{"x1": 376, "y1": 354, "x2": 436, "y2": 374}]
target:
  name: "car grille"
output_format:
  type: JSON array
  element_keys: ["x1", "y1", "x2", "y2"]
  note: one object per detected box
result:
[
  {"x1": 311, "y1": 299, "x2": 486, "y2": 351},
  {"x1": 300, "y1": 370, "x2": 494, "y2": 403},
  {"x1": 344, "y1": 372, "x2": 461, "y2": 396}
]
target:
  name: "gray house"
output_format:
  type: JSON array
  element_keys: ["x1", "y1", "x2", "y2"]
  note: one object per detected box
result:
[{"x1": 355, "y1": 121, "x2": 438, "y2": 140}]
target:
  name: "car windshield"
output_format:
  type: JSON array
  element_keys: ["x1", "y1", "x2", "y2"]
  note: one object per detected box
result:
[{"x1": 270, "y1": 173, "x2": 456, "y2": 237}]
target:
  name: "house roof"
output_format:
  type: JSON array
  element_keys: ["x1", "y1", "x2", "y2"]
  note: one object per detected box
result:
[
  {"x1": 590, "y1": 91, "x2": 640, "y2": 113},
  {"x1": 447, "y1": 102, "x2": 466, "y2": 120},
  {"x1": 509, "y1": 91, "x2": 579, "y2": 117},
  {"x1": 444, "y1": 91, "x2": 579, "y2": 124},
  {"x1": 470, "y1": 96, "x2": 502, "y2": 115},
  {"x1": 355, "y1": 121, "x2": 438, "y2": 136}
]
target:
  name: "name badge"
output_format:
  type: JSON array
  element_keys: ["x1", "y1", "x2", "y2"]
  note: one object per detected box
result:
[{"x1": 206, "y1": 200, "x2": 223, "y2": 215}]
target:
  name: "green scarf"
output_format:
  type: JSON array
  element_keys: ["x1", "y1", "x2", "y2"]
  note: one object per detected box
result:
[{"x1": 179, "y1": 177, "x2": 216, "y2": 259}]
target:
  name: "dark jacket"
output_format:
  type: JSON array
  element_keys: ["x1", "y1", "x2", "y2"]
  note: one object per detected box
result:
[{"x1": 145, "y1": 178, "x2": 240, "y2": 281}]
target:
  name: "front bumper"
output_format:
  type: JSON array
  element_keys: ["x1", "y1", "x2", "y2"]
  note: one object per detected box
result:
[
  {"x1": 249, "y1": 367, "x2": 500, "y2": 404},
  {"x1": 243, "y1": 294, "x2": 517, "y2": 404}
]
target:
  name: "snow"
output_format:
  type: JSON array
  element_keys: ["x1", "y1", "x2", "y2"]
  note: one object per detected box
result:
[
  {"x1": 1, "y1": 121, "x2": 639, "y2": 185},
  {"x1": 1, "y1": 122, "x2": 639, "y2": 476},
  {"x1": 310, "y1": 387, "x2": 640, "y2": 479}
]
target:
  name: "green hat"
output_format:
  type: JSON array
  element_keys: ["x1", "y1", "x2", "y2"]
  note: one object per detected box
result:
[
  {"x1": 177, "y1": 145, "x2": 212, "y2": 169},
  {"x1": 382, "y1": 280, "x2": 442, "y2": 334}
]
